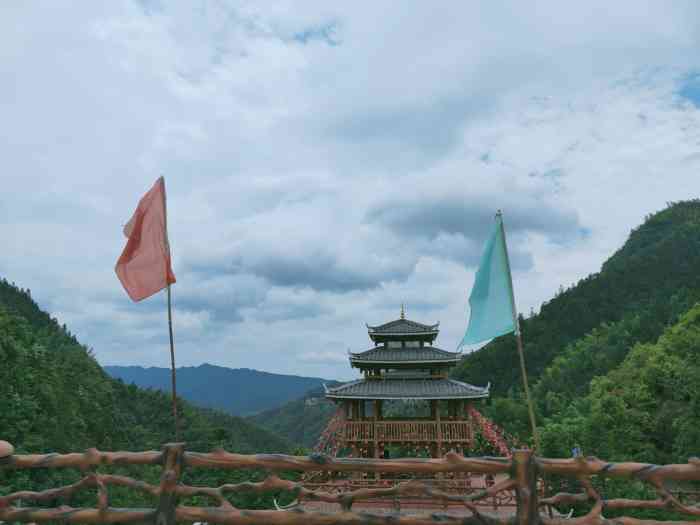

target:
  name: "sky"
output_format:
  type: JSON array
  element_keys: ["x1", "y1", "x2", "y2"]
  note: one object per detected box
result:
[{"x1": 3, "y1": 2, "x2": 700, "y2": 381}]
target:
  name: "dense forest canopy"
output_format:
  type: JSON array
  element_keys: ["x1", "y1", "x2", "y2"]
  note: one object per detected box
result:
[
  {"x1": 0, "y1": 278, "x2": 294, "y2": 509},
  {"x1": 0, "y1": 278, "x2": 290, "y2": 454}
]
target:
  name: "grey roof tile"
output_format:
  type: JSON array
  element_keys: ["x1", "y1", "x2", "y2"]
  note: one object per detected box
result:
[
  {"x1": 366, "y1": 318, "x2": 439, "y2": 335},
  {"x1": 325, "y1": 378, "x2": 489, "y2": 400},
  {"x1": 350, "y1": 346, "x2": 461, "y2": 363}
]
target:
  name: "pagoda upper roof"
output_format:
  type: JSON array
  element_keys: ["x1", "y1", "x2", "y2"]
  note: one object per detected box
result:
[
  {"x1": 366, "y1": 318, "x2": 439, "y2": 338},
  {"x1": 349, "y1": 346, "x2": 461, "y2": 366},
  {"x1": 324, "y1": 378, "x2": 489, "y2": 400}
]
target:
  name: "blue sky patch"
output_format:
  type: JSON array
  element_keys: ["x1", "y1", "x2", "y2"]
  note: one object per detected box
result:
[
  {"x1": 293, "y1": 22, "x2": 340, "y2": 46},
  {"x1": 678, "y1": 74, "x2": 700, "y2": 107}
]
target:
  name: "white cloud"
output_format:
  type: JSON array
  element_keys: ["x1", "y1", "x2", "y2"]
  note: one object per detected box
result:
[{"x1": 2, "y1": 1, "x2": 700, "y2": 380}]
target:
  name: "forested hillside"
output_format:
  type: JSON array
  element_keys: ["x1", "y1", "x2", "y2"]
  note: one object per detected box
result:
[
  {"x1": 249, "y1": 387, "x2": 340, "y2": 449},
  {"x1": 0, "y1": 278, "x2": 296, "y2": 509},
  {"x1": 0, "y1": 278, "x2": 289, "y2": 455},
  {"x1": 453, "y1": 200, "x2": 700, "y2": 463},
  {"x1": 542, "y1": 302, "x2": 700, "y2": 463},
  {"x1": 453, "y1": 200, "x2": 700, "y2": 397},
  {"x1": 106, "y1": 364, "x2": 330, "y2": 416}
]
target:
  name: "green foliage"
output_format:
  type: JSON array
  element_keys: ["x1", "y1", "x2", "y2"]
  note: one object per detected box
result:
[
  {"x1": 543, "y1": 303, "x2": 700, "y2": 463},
  {"x1": 249, "y1": 395, "x2": 338, "y2": 448},
  {"x1": 453, "y1": 200, "x2": 700, "y2": 398},
  {"x1": 0, "y1": 278, "x2": 293, "y2": 510}
]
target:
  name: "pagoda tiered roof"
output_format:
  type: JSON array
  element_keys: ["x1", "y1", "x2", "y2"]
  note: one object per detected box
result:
[
  {"x1": 349, "y1": 346, "x2": 461, "y2": 368},
  {"x1": 325, "y1": 307, "x2": 491, "y2": 403},
  {"x1": 366, "y1": 316, "x2": 440, "y2": 344},
  {"x1": 324, "y1": 378, "x2": 489, "y2": 400}
]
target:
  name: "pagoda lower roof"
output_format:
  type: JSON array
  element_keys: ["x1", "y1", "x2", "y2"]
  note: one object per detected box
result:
[
  {"x1": 324, "y1": 378, "x2": 490, "y2": 400},
  {"x1": 349, "y1": 346, "x2": 462, "y2": 365}
]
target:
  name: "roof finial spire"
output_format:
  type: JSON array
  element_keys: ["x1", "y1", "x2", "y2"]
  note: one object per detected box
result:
[{"x1": 400, "y1": 303, "x2": 405, "y2": 319}]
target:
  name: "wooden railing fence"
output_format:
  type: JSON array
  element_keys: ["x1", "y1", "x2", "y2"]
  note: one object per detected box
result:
[
  {"x1": 1, "y1": 440, "x2": 699, "y2": 524},
  {"x1": 343, "y1": 421, "x2": 473, "y2": 443}
]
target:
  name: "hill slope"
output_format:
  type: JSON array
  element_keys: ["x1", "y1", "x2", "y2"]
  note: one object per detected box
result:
[
  {"x1": 454, "y1": 200, "x2": 700, "y2": 400},
  {"x1": 105, "y1": 364, "x2": 333, "y2": 416},
  {"x1": 542, "y1": 301, "x2": 700, "y2": 465},
  {"x1": 0, "y1": 277, "x2": 290, "y2": 455},
  {"x1": 249, "y1": 386, "x2": 340, "y2": 449}
]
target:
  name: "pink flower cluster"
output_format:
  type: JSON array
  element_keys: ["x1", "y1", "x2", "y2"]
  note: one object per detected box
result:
[
  {"x1": 313, "y1": 408, "x2": 344, "y2": 456},
  {"x1": 467, "y1": 406, "x2": 514, "y2": 457}
]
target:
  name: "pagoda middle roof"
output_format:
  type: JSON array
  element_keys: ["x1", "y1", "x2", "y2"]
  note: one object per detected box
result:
[
  {"x1": 350, "y1": 346, "x2": 461, "y2": 364},
  {"x1": 324, "y1": 378, "x2": 490, "y2": 400},
  {"x1": 366, "y1": 318, "x2": 439, "y2": 336}
]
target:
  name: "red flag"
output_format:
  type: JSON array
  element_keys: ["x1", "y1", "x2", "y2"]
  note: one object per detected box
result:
[{"x1": 115, "y1": 177, "x2": 176, "y2": 301}]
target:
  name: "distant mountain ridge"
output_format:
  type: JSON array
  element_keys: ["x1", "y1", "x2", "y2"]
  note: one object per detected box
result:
[{"x1": 104, "y1": 363, "x2": 335, "y2": 416}]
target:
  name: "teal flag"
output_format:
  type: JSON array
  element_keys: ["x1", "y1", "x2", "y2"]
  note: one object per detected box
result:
[{"x1": 460, "y1": 213, "x2": 517, "y2": 346}]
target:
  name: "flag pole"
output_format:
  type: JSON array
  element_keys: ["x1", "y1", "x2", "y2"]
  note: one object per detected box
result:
[
  {"x1": 498, "y1": 211, "x2": 541, "y2": 452},
  {"x1": 162, "y1": 176, "x2": 180, "y2": 442},
  {"x1": 166, "y1": 284, "x2": 180, "y2": 441}
]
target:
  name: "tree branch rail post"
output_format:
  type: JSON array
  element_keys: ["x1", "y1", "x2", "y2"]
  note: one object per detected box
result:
[{"x1": 1, "y1": 440, "x2": 700, "y2": 524}]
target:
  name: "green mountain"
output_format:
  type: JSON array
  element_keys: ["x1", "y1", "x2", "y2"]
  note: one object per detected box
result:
[
  {"x1": 249, "y1": 386, "x2": 340, "y2": 449},
  {"x1": 454, "y1": 200, "x2": 700, "y2": 398},
  {"x1": 0, "y1": 277, "x2": 296, "y2": 509},
  {"x1": 541, "y1": 302, "x2": 700, "y2": 464},
  {"x1": 0, "y1": 277, "x2": 291, "y2": 455},
  {"x1": 451, "y1": 201, "x2": 700, "y2": 463},
  {"x1": 105, "y1": 364, "x2": 333, "y2": 416}
]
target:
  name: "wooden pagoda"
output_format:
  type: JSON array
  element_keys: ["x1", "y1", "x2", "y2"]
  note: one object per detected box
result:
[{"x1": 323, "y1": 307, "x2": 490, "y2": 459}]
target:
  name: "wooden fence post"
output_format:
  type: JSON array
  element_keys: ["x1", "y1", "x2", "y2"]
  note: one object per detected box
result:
[
  {"x1": 513, "y1": 449, "x2": 540, "y2": 525},
  {"x1": 154, "y1": 443, "x2": 185, "y2": 525},
  {"x1": 0, "y1": 441, "x2": 13, "y2": 462}
]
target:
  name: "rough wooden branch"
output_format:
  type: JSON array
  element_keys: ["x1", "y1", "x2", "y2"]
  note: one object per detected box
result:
[
  {"x1": 0, "y1": 441, "x2": 14, "y2": 460},
  {"x1": 647, "y1": 475, "x2": 700, "y2": 516},
  {"x1": 2, "y1": 449, "x2": 163, "y2": 469},
  {"x1": 175, "y1": 506, "x2": 513, "y2": 525},
  {"x1": 3, "y1": 504, "x2": 700, "y2": 525},
  {"x1": 0, "y1": 474, "x2": 159, "y2": 508},
  {"x1": 0, "y1": 506, "x2": 154, "y2": 523},
  {"x1": 540, "y1": 491, "x2": 588, "y2": 506},
  {"x1": 185, "y1": 450, "x2": 512, "y2": 475},
  {"x1": 513, "y1": 450, "x2": 539, "y2": 525},
  {"x1": 95, "y1": 475, "x2": 109, "y2": 513},
  {"x1": 0, "y1": 476, "x2": 94, "y2": 507},
  {"x1": 154, "y1": 443, "x2": 185, "y2": 525},
  {"x1": 177, "y1": 475, "x2": 516, "y2": 514},
  {"x1": 3, "y1": 441, "x2": 700, "y2": 525},
  {"x1": 537, "y1": 457, "x2": 700, "y2": 483}
]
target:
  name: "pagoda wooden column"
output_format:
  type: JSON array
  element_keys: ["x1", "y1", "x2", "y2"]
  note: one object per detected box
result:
[
  {"x1": 432, "y1": 400, "x2": 443, "y2": 458},
  {"x1": 372, "y1": 400, "x2": 380, "y2": 478},
  {"x1": 465, "y1": 402, "x2": 474, "y2": 447}
]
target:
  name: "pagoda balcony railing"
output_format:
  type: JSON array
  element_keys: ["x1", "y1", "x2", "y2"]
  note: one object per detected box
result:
[{"x1": 342, "y1": 420, "x2": 473, "y2": 443}]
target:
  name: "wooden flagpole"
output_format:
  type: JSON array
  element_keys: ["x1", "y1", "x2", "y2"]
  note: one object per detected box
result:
[
  {"x1": 162, "y1": 177, "x2": 180, "y2": 441},
  {"x1": 166, "y1": 284, "x2": 180, "y2": 441},
  {"x1": 498, "y1": 211, "x2": 541, "y2": 452}
]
